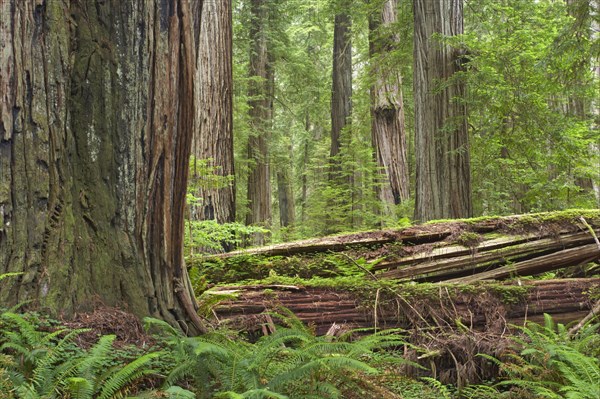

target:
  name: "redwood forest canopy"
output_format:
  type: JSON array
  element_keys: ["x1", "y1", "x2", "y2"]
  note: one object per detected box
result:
[{"x1": 190, "y1": 0, "x2": 599, "y2": 244}]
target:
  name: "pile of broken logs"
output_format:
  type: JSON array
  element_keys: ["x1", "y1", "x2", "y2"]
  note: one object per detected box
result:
[{"x1": 200, "y1": 210, "x2": 600, "y2": 336}]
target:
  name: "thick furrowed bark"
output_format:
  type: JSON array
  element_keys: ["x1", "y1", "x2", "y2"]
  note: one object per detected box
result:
[
  {"x1": 413, "y1": 0, "x2": 471, "y2": 222},
  {"x1": 0, "y1": 0, "x2": 205, "y2": 334},
  {"x1": 192, "y1": 0, "x2": 235, "y2": 225},
  {"x1": 369, "y1": 0, "x2": 409, "y2": 214},
  {"x1": 329, "y1": 9, "x2": 352, "y2": 180},
  {"x1": 245, "y1": 0, "x2": 272, "y2": 245}
]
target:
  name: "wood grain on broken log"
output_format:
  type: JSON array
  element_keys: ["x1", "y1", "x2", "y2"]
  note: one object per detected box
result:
[
  {"x1": 448, "y1": 243, "x2": 600, "y2": 283},
  {"x1": 380, "y1": 232, "x2": 599, "y2": 282}
]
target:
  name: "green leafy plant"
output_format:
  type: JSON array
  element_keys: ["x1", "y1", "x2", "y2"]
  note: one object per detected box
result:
[
  {"x1": 146, "y1": 314, "x2": 413, "y2": 399},
  {"x1": 463, "y1": 314, "x2": 599, "y2": 399},
  {"x1": 0, "y1": 311, "x2": 176, "y2": 399},
  {"x1": 185, "y1": 219, "x2": 269, "y2": 255}
]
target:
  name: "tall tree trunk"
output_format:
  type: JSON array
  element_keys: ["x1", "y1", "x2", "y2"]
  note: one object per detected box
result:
[
  {"x1": 246, "y1": 0, "x2": 272, "y2": 244},
  {"x1": 369, "y1": 0, "x2": 409, "y2": 218},
  {"x1": 329, "y1": 9, "x2": 352, "y2": 180},
  {"x1": 413, "y1": 0, "x2": 472, "y2": 222},
  {"x1": 192, "y1": 0, "x2": 235, "y2": 224},
  {"x1": 300, "y1": 115, "x2": 311, "y2": 224},
  {"x1": 0, "y1": 0, "x2": 205, "y2": 334}
]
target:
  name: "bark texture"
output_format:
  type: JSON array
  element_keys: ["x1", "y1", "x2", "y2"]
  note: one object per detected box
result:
[
  {"x1": 246, "y1": 0, "x2": 273, "y2": 244},
  {"x1": 0, "y1": 0, "x2": 204, "y2": 333},
  {"x1": 413, "y1": 0, "x2": 472, "y2": 222},
  {"x1": 329, "y1": 9, "x2": 352, "y2": 179},
  {"x1": 192, "y1": 0, "x2": 235, "y2": 224},
  {"x1": 369, "y1": 0, "x2": 409, "y2": 214}
]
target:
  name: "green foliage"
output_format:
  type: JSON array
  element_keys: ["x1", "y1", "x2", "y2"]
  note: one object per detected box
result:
[
  {"x1": 463, "y1": 315, "x2": 600, "y2": 399},
  {"x1": 185, "y1": 219, "x2": 269, "y2": 255},
  {"x1": 146, "y1": 314, "x2": 413, "y2": 399},
  {"x1": 184, "y1": 156, "x2": 268, "y2": 255},
  {"x1": 0, "y1": 273, "x2": 23, "y2": 283},
  {"x1": 457, "y1": 0, "x2": 599, "y2": 215},
  {"x1": 188, "y1": 157, "x2": 234, "y2": 198},
  {"x1": 0, "y1": 310, "x2": 176, "y2": 399},
  {"x1": 421, "y1": 377, "x2": 454, "y2": 399}
]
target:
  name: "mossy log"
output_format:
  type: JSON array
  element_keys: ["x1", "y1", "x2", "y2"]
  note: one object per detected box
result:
[
  {"x1": 198, "y1": 210, "x2": 600, "y2": 284},
  {"x1": 209, "y1": 278, "x2": 598, "y2": 336}
]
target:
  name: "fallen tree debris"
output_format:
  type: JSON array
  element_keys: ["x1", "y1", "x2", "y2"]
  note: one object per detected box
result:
[
  {"x1": 192, "y1": 210, "x2": 600, "y2": 284},
  {"x1": 209, "y1": 278, "x2": 598, "y2": 336}
]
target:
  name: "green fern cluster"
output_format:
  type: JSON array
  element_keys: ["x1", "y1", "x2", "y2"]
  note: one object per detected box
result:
[
  {"x1": 146, "y1": 315, "x2": 413, "y2": 399},
  {"x1": 0, "y1": 311, "x2": 191, "y2": 399},
  {"x1": 461, "y1": 314, "x2": 600, "y2": 399}
]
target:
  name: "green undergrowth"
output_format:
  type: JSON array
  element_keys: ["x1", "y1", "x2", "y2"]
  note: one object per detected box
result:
[
  {"x1": 3, "y1": 303, "x2": 598, "y2": 399},
  {"x1": 0, "y1": 296, "x2": 438, "y2": 399}
]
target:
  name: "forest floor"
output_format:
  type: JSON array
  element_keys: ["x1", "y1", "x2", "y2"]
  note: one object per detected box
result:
[
  {"x1": 15, "y1": 209, "x2": 596, "y2": 397},
  {"x1": 190, "y1": 209, "x2": 600, "y2": 386}
]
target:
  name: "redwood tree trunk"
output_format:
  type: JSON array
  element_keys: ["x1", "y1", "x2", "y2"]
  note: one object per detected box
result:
[
  {"x1": 0, "y1": 0, "x2": 205, "y2": 333},
  {"x1": 369, "y1": 0, "x2": 409, "y2": 217},
  {"x1": 246, "y1": 0, "x2": 272, "y2": 244},
  {"x1": 413, "y1": 0, "x2": 472, "y2": 222},
  {"x1": 329, "y1": 8, "x2": 353, "y2": 180},
  {"x1": 192, "y1": 0, "x2": 235, "y2": 224}
]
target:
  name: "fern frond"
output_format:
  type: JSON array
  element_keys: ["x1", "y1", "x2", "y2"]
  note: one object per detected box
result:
[
  {"x1": 65, "y1": 377, "x2": 94, "y2": 399},
  {"x1": 97, "y1": 351, "x2": 161, "y2": 399},
  {"x1": 420, "y1": 377, "x2": 452, "y2": 399},
  {"x1": 238, "y1": 388, "x2": 288, "y2": 399},
  {"x1": 161, "y1": 359, "x2": 197, "y2": 389},
  {"x1": 76, "y1": 334, "x2": 116, "y2": 384},
  {"x1": 143, "y1": 317, "x2": 182, "y2": 338},
  {"x1": 163, "y1": 385, "x2": 197, "y2": 399},
  {"x1": 269, "y1": 356, "x2": 375, "y2": 391}
]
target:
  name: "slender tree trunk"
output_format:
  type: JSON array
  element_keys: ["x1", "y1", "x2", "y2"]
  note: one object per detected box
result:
[
  {"x1": 0, "y1": 0, "x2": 205, "y2": 334},
  {"x1": 413, "y1": 0, "x2": 472, "y2": 222},
  {"x1": 300, "y1": 115, "x2": 310, "y2": 223},
  {"x1": 369, "y1": 0, "x2": 409, "y2": 218},
  {"x1": 246, "y1": 0, "x2": 272, "y2": 244},
  {"x1": 192, "y1": 0, "x2": 235, "y2": 224},
  {"x1": 329, "y1": 8, "x2": 352, "y2": 180},
  {"x1": 277, "y1": 169, "x2": 295, "y2": 228}
]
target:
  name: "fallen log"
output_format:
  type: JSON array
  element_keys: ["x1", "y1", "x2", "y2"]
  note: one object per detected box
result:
[
  {"x1": 190, "y1": 210, "x2": 600, "y2": 285},
  {"x1": 447, "y1": 243, "x2": 600, "y2": 283},
  {"x1": 205, "y1": 210, "x2": 600, "y2": 259},
  {"x1": 380, "y1": 231, "x2": 600, "y2": 282},
  {"x1": 209, "y1": 278, "x2": 598, "y2": 336}
]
